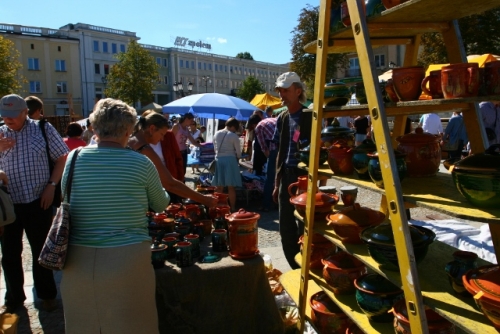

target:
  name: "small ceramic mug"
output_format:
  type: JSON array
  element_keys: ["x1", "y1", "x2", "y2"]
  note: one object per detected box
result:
[
  {"x1": 175, "y1": 241, "x2": 193, "y2": 267},
  {"x1": 340, "y1": 186, "x2": 358, "y2": 206},
  {"x1": 161, "y1": 236, "x2": 178, "y2": 259},
  {"x1": 212, "y1": 229, "x2": 228, "y2": 252},
  {"x1": 184, "y1": 234, "x2": 201, "y2": 259},
  {"x1": 421, "y1": 70, "x2": 443, "y2": 98}
]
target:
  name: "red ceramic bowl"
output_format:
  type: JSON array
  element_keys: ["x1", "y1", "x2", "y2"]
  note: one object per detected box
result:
[
  {"x1": 322, "y1": 252, "x2": 367, "y2": 295},
  {"x1": 310, "y1": 291, "x2": 353, "y2": 333},
  {"x1": 290, "y1": 191, "x2": 339, "y2": 214}
]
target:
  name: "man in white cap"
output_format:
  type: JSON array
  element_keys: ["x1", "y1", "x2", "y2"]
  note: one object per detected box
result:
[
  {"x1": 272, "y1": 72, "x2": 312, "y2": 269},
  {"x1": 0, "y1": 94, "x2": 69, "y2": 314}
]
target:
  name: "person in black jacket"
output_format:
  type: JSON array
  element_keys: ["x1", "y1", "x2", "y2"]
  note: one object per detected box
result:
[{"x1": 272, "y1": 72, "x2": 312, "y2": 269}]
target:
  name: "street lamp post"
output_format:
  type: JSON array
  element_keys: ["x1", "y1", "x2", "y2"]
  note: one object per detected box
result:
[
  {"x1": 101, "y1": 75, "x2": 108, "y2": 96},
  {"x1": 201, "y1": 76, "x2": 211, "y2": 93},
  {"x1": 173, "y1": 81, "x2": 193, "y2": 98}
]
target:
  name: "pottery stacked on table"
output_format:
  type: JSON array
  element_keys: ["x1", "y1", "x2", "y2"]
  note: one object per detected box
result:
[{"x1": 396, "y1": 127, "x2": 441, "y2": 177}]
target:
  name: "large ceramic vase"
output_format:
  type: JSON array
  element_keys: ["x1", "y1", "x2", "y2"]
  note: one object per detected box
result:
[
  {"x1": 226, "y1": 209, "x2": 260, "y2": 259},
  {"x1": 445, "y1": 250, "x2": 478, "y2": 296},
  {"x1": 392, "y1": 66, "x2": 425, "y2": 101},
  {"x1": 322, "y1": 252, "x2": 367, "y2": 295},
  {"x1": 310, "y1": 291, "x2": 353, "y2": 333},
  {"x1": 367, "y1": 151, "x2": 407, "y2": 188},
  {"x1": 354, "y1": 273, "x2": 404, "y2": 322},
  {"x1": 352, "y1": 139, "x2": 376, "y2": 180},
  {"x1": 299, "y1": 233, "x2": 337, "y2": 269},
  {"x1": 396, "y1": 127, "x2": 441, "y2": 177},
  {"x1": 441, "y1": 63, "x2": 479, "y2": 99}
]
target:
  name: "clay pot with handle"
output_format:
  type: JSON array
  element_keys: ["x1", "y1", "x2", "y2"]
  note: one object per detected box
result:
[
  {"x1": 288, "y1": 176, "x2": 308, "y2": 197},
  {"x1": 441, "y1": 63, "x2": 479, "y2": 98}
]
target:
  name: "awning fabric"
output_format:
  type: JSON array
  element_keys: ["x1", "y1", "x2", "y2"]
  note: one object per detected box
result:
[{"x1": 250, "y1": 93, "x2": 282, "y2": 110}]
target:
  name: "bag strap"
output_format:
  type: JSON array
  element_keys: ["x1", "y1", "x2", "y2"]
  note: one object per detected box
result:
[
  {"x1": 65, "y1": 147, "x2": 83, "y2": 202},
  {"x1": 216, "y1": 132, "x2": 228, "y2": 154},
  {"x1": 39, "y1": 119, "x2": 53, "y2": 170}
]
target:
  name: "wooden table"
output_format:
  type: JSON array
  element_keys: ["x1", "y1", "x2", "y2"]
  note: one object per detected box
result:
[{"x1": 154, "y1": 238, "x2": 284, "y2": 334}]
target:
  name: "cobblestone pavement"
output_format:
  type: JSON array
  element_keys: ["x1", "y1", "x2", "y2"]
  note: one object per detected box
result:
[{"x1": 2, "y1": 167, "x2": 482, "y2": 333}]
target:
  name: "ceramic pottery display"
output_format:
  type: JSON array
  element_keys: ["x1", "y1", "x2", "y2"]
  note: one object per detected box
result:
[
  {"x1": 484, "y1": 61, "x2": 500, "y2": 95},
  {"x1": 392, "y1": 66, "x2": 426, "y2": 101},
  {"x1": 288, "y1": 176, "x2": 308, "y2": 197},
  {"x1": 321, "y1": 120, "x2": 355, "y2": 147},
  {"x1": 328, "y1": 142, "x2": 354, "y2": 175},
  {"x1": 211, "y1": 229, "x2": 228, "y2": 252},
  {"x1": 382, "y1": 0, "x2": 410, "y2": 9},
  {"x1": 421, "y1": 70, "x2": 444, "y2": 99},
  {"x1": 192, "y1": 223, "x2": 205, "y2": 241},
  {"x1": 309, "y1": 291, "x2": 353, "y2": 333},
  {"x1": 392, "y1": 299, "x2": 456, "y2": 333},
  {"x1": 351, "y1": 139, "x2": 377, "y2": 179},
  {"x1": 354, "y1": 273, "x2": 404, "y2": 322},
  {"x1": 441, "y1": 63, "x2": 479, "y2": 98},
  {"x1": 367, "y1": 151, "x2": 407, "y2": 188},
  {"x1": 360, "y1": 223, "x2": 436, "y2": 271},
  {"x1": 396, "y1": 127, "x2": 441, "y2": 177},
  {"x1": 384, "y1": 79, "x2": 400, "y2": 102},
  {"x1": 161, "y1": 236, "x2": 178, "y2": 259},
  {"x1": 175, "y1": 241, "x2": 193, "y2": 267},
  {"x1": 295, "y1": 145, "x2": 329, "y2": 167},
  {"x1": 340, "y1": 185, "x2": 358, "y2": 206},
  {"x1": 226, "y1": 209, "x2": 260, "y2": 259},
  {"x1": 451, "y1": 144, "x2": 500, "y2": 208},
  {"x1": 324, "y1": 81, "x2": 351, "y2": 106},
  {"x1": 326, "y1": 203, "x2": 386, "y2": 244},
  {"x1": 199, "y1": 219, "x2": 213, "y2": 236},
  {"x1": 184, "y1": 234, "x2": 201, "y2": 259},
  {"x1": 290, "y1": 191, "x2": 339, "y2": 217},
  {"x1": 165, "y1": 204, "x2": 182, "y2": 216},
  {"x1": 463, "y1": 265, "x2": 500, "y2": 330},
  {"x1": 151, "y1": 242, "x2": 168, "y2": 269},
  {"x1": 444, "y1": 250, "x2": 478, "y2": 296},
  {"x1": 318, "y1": 185, "x2": 337, "y2": 195},
  {"x1": 298, "y1": 233, "x2": 337, "y2": 269},
  {"x1": 322, "y1": 252, "x2": 367, "y2": 294}
]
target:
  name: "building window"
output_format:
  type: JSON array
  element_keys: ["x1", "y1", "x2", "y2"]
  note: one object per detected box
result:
[
  {"x1": 57, "y1": 46, "x2": 61, "y2": 52},
  {"x1": 29, "y1": 81, "x2": 41, "y2": 93},
  {"x1": 191, "y1": 61, "x2": 194, "y2": 68},
  {"x1": 55, "y1": 60, "x2": 66, "y2": 72},
  {"x1": 28, "y1": 58, "x2": 40, "y2": 70},
  {"x1": 204, "y1": 63, "x2": 207, "y2": 70},
  {"x1": 93, "y1": 40, "x2": 99, "y2": 52},
  {"x1": 208, "y1": 64, "x2": 212, "y2": 70},
  {"x1": 120, "y1": 44, "x2": 126, "y2": 52},
  {"x1": 374, "y1": 54, "x2": 386, "y2": 68},
  {"x1": 198, "y1": 62, "x2": 201, "y2": 69},
  {"x1": 179, "y1": 59, "x2": 184, "y2": 68},
  {"x1": 103, "y1": 42, "x2": 109, "y2": 53},
  {"x1": 186, "y1": 61, "x2": 189, "y2": 69},
  {"x1": 157, "y1": 57, "x2": 161, "y2": 66},
  {"x1": 225, "y1": 65, "x2": 227, "y2": 72},
  {"x1": 56, "y1": 81, "x2": 68, "y2": 93},
  {"x1": 163, "y1": 58, "x2": 168, "y2": 67},
  {"x1": 30, "y1": 44, "x2": 34, "y2": 49},
  {"x1": 164, "y1": 76, "x2": 168, "y2": 85},
  {"x1": 104, "y1": 64, "x2": 110, "y2": 75},
  {"x1": 112, "y1": 43, "x2": 117, "y2": 54},
  {"x1": 95, "y1": 64, "x2": 100, "y2": 74}
]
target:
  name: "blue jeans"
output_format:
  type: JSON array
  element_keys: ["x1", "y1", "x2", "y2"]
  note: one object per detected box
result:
[{"x1": 262, "y1": 149, "x2": 277, "y2": 209}]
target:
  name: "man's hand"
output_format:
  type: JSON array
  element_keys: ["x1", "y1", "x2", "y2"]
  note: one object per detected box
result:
[
  {"x1": 0, "y1": 133, "x2": 15, "y2": 152},
  {"x1": 264, "y1": 149, "x2": 270, "y2": 158},
  {"x1": 40, "y1": 185, "x2": 56, "y2": 210}
]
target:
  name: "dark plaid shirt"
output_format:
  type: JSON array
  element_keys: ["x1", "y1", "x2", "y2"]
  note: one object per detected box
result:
[{"x1": 0, "y1": 118, "x2": 69, "y2": 203}]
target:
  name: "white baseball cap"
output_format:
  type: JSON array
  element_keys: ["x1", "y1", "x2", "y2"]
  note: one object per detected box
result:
[{"x1": 275, "y1": 72, "x2": 304, "y2": 89}]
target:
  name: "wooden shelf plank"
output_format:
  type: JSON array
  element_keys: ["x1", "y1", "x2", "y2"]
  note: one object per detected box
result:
[
  {"x1": 299, "y1": 163, "x2": 500, "y2": 223},
  {"x1": 293, "y1": 215, "x2": 497, "y2": 333},
  {"x1": 304, "y1": 0, "x2": 500, "y2": 54}
]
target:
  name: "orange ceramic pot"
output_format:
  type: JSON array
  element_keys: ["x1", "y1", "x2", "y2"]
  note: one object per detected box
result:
[
  {"x1": 396, "y1": 127, "x2": 441, "y2": 177},
  {"x1": 485, "y1": 60, "x2": 500, "y2": 95},
  {"x1": 290, "y1": 192, "x2": 339, "y2": 216},
  {"x1": 166, "y1": 204, "x2": 182, "y2": 216},
  {"x1": 226, "y1": 209, "x2": 260, "y2": 258},
  {"x1": 322, "y1": 252, "x2": 367, "y2": 295},
  {"x1": 421, "y1": 70, "x2": 444, "y2": 99},
  {"x1": 287, "y1": 176, "x2": 308, "y2": 197},
  {"x1": 441, "y1": 63, "x2": 479, "y2": 98},
  {"x1": 392, "y1": 66, "x2": 425, "y2": 101},
  {"x1": 328, "y1": 142, "x2": 354, "y2": 175},
  {"x1": 298, "y1": 233, "x2": 337, "y2": 269},
  {"x1": 310, "y1": 291, "x2": 353, "y2": 333}
]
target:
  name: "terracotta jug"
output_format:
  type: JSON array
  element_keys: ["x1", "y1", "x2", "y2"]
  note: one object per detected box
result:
[
  {"x1": 396, "y1": 127, "x2": 441, "y2": 177},
  {"x1": 392, "y1": 66, "x2": 425, "y2": 101},
  {"x1": 484, "y1": 60, "x2": 500, "y2": 95},
  {"x1": 384, "y1": 79, "x2": 400, "y2": 102},
  {"x1": 421, "y1": 70, "x2": 443, "y2": 99},
  {"x1": 441, "y1": 63, "x2": 479, "y2": 98},
  {"x1": 288, "y1": 176, "x2": 308, "y2": 197}
]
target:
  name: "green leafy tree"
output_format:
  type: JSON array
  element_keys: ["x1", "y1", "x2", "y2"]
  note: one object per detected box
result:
[
  {"x1": 0, "y1": 36, "x2": 24, "y2": 97},
  {"x1": 418, "y1": 9, "x2": 500, "y2": 66},
  {"x1": 290, "y1": 4, "x2": 348, "y2": 96},
  {"x1": 105, "y1": 40, "x2": 159, "y2": 107},
  {"x1": 235, "y1": 52, "x2": 254, "y2": 60},
  {"x1": 236, "y1": 76, "x2": 265, "y2": 101}
]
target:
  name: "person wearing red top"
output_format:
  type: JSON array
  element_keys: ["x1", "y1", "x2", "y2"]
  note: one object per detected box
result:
[
  {"x1": 63, "y1": 123, "x2": 87, "y2": 151},
  {"x1": 160, "y1": 131, "x2": 184, "y2": 182}
]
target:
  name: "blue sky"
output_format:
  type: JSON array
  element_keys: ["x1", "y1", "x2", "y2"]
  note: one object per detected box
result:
[{"x1": 2, "y1": 0, "x2": 313, "y2": 65}]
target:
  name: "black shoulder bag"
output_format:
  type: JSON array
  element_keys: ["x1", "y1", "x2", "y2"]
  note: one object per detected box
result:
[{"x1": 39, "y1": 119, "x2": 62, "y2": 207}]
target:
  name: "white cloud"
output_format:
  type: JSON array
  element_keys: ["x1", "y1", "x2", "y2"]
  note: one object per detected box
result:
[{"x1": 217, "y1": 38, "x2": 227, "y2": 44}]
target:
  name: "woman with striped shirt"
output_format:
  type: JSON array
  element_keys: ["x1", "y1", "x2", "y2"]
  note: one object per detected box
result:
[{"x1": 60, "y1": 98, "x2": 169, "y2": 334}]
